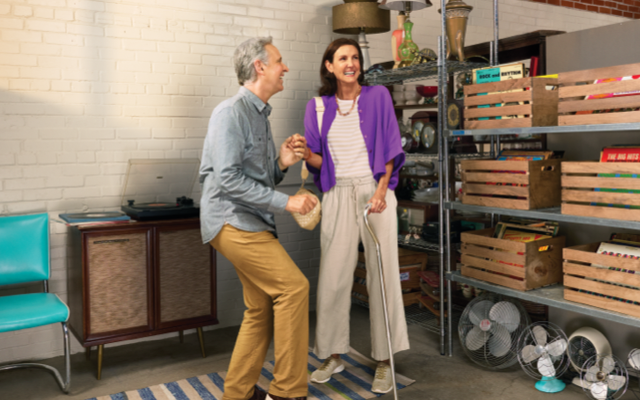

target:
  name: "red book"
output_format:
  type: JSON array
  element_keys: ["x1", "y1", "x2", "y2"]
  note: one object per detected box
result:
[{"x1": 600, "y1": 147, "x2": 640, "y2": 162}]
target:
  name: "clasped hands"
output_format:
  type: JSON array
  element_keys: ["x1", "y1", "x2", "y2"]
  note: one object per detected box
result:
[{"x1": 280, "y1": 134, "x2": 318, "y2": 216}]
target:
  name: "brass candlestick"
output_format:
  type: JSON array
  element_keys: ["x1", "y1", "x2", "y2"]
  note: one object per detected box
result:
[{"x1": 438, "y1": 0, "x2": 473, "y2": 61}]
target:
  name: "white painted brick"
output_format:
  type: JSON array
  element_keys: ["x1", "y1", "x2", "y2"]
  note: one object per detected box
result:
[
  {"x1": 55, "y1": 9, "x2": 73, "y2": 21},
  {"x1": 4, "y1": 54, "x2": 38, "y2": 67},
  {"x1": 44, "y1": 32, "x2": 83, "y2": 46},
  {"x1": 14, "y1": 5, "x2": 33, "y2": 17},
  {"x1": 152, "y1": 129, "x2": 185, "y2": 138},
  {"x1": 264, "y1": 0, "x2": 289, "y2": 11},
  {"x1": 67, "y1": 0, "x2": 104, "y2": 12},
  {"x1": 0, "y1": 4, "x2": 9, "y2": 14},
  {"x1": 3, "y1": 29, "x2": 42, "y2": 43},
  {"x1": 219, "y1": 4, "x2": 247, "y2": 16},
  {"x1": 17, "y1": 153, "x2": 37, "y2": 165},
  {"x1": 26, "y1": 19, "x2": 66, "y2": 33},
  {"x1": 5, "y1": 178, "x2": 45, "y2": 190},
  {"x1": 158, "y1": 41, "x2": 190, "y2": 53},
  {"x1": 105, "y1": 26, "x2": 140, "y2": 39}
]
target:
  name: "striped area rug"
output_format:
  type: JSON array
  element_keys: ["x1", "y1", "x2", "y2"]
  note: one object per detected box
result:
[{"x1": 87, "y1": 348, "x2": 414, "y2": 400}]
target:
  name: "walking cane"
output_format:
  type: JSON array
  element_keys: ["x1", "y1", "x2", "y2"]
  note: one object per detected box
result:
[{"x1": 363, "y1": 203, "x2": 399, "y2": 400}]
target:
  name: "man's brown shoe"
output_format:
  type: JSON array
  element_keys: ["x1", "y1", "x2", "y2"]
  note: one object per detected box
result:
[
  {"x1": 249, "y1": 385, "x2": 267, "y2": 400},
  {"x1": 266, "y1": 394, "x2": 306, "y2": 400}
]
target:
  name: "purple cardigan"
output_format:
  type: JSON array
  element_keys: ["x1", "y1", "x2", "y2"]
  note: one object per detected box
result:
[{"x1": 304, "y1": 85, "x2": 405, "y2": 193}]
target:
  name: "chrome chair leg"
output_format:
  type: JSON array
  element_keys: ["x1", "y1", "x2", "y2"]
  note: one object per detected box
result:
[{"x1": 0, "y1": 322, "x2": 71, "y2": 393}]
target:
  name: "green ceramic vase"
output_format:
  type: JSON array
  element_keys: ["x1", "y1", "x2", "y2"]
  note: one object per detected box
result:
[{"x1": 398, "y1": 21, "x2": 419, "y2": 65}]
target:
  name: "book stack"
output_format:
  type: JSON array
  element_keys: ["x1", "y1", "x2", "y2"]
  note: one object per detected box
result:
[{"x1": 597, "y1": 145, "x2": 640, "y2": 209}]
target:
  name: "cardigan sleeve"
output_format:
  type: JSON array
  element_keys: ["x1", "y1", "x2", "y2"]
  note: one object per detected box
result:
[
  {"x1": 374, "y1": 86, "x2": 405, "y2": 187},
  {"x1": 303, "y1": 97, "x2": 324, "y2": 192}
]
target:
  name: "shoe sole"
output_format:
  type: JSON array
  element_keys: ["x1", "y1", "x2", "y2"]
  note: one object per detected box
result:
[
  {"x1": 371, "y1": 385, "x2": 394, "y2": 394},
  {"x1": 310, "y1": 364, "x2": 345, "y2": 384}
]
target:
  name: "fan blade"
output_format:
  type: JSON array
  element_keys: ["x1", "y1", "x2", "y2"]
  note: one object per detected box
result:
[
  {"x1": 601, "y1": 355, "x2": 615, "y2": 374},
  {"x1": 521, "y1": 344, "x2": 540, "y2": 364},
  {"x1": 607, "y1": 374, "x2": 626, "y2": 391},
  {"x1": 629, "y1": 349, "x2": 640, "y2": 370},
  {"x1": 532, "y1": 325, "x2": 548, "y2": 347},
  {"x1": 488, "y1": 323, "x2": 511, "y2": 358},
  {"x1": 585, "y1": 365, "x2": 600, "y2": 384},
  {"x1": 546, "y1": 338, "x2": 567, "y2": 357},
  {"x1": 469, "y1": 300, "x2": 494, "y2": 327},
  {"x1": 465, "y1": 326, "x2": 489, "y2": 351},
  {"x1": 590, "y1": 382, "x2": 608, "y2": 400},
  {"x1": 537, "y1": 354, "x2": 556, "y2": 377},
  {"x1": 489, "y1": 301, "x2": 521, "y2": 333}
]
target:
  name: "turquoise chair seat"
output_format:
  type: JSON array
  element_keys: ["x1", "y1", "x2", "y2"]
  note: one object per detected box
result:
[
  {"x1": 0, "y1": 293, "x2": 69, "y2": 333},
  {"x1": 0, "y1": 213, "x2": 71, "y2": 393}
]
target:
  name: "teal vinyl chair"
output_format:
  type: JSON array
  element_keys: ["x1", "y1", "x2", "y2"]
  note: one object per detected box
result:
[{"x1": 0, "y1": 213, "x2": 71, "y2": 393}]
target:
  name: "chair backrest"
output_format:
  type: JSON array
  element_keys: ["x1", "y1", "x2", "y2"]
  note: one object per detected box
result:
[{"x1": 0, "y1": 213, "x2": 50, "y2": 286}]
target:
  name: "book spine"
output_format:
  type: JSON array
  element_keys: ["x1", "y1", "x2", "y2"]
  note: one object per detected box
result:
[{"x1": 600, "y1": 148, "x2": 640, "y2": 162}]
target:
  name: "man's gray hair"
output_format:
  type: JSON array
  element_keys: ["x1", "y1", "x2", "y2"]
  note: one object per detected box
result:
[{"x1": 233, "y1": 37, "x2": 273, "y2": 86}]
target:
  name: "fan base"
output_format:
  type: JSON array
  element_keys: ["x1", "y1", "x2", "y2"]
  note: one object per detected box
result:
[{"x1": 535, "y1": 377, "x2": 566, "y2": 393}]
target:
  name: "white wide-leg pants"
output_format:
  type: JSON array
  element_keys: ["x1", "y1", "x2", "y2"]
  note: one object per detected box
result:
[{"x1": 314, "y1": 176, "x2": 410, "y2": 361}]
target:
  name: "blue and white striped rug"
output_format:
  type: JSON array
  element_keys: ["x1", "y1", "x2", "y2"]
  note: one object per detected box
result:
[{"x1": 87, "y1": 348, "x2": 414, "y2": 400}]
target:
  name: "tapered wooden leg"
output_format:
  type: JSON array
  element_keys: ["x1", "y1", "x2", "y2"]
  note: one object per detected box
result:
[
  {"x1": 97, "y1": 344, "x2": 104, "y2": 380},
  {"x1": 179, "y1": 330, "x2": 184, "y2": 343},
  {"x1": 197, "y1": 327, "x2": 206, "y2": 358}
]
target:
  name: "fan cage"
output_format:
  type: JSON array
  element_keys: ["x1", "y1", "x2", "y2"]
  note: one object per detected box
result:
[
  {"x1": 569, "y1": 336, "x2": 598, "y2": 372},
  {"x1": 517, "y1": 321, "x2": 570, "y2": 380},
  {"x1": 580, "y1": 354, "x2": 628, "y2": 400},
  {"x1": 458, "y1": 293, "x2": 531, "y2": 371}
]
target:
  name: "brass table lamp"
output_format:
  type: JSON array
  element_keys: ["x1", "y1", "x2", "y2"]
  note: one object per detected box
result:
[{"x1": 333, "y1": 0, "x2": 390, "y2": 71}]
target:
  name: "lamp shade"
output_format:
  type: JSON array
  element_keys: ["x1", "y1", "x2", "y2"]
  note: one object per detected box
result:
[
  {"x1": 379, "y1": 0, "x2": 432, "y2": 12},
  {"x1": 333, "y1": 1, "x2": 390, "y2": 35}
]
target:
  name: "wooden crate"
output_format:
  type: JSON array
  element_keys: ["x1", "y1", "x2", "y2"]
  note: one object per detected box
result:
[
  {"x1": 461, "y1": 158, "x2": 561, "y2": 210},
  {"x1": 564, "y1": 243, "x2": 640, "y2": 318},
  {"x1": 557, "y1": 62, "x2": 640, "y2": 126},
  {"x1": 461, "y1": 228, "x2": 565, "y2": 291},
  {"x1": 463, "y1": 77, "x2": 558, "y2": 130},
  {"x1": 561, "y1": 161, "x2": 640, "y2": 221}
]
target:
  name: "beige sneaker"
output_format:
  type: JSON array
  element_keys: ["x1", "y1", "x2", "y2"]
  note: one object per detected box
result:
[
  {"x1": 310, "y1": 357, "x2": 344, "y2": 383},
  {"x1": 371, "y1": 362, "x2": 393, "y2": 394}
]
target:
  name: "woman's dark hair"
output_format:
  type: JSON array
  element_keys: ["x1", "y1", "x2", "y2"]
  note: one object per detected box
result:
[{"x1": 318, "y1": 38, "x2": 365, "y2": 96}]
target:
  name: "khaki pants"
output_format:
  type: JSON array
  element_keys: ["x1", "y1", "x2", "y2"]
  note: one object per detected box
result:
[
  {"x1": 314, "y1": 176, "x2": 410, "y2": 361},
  {"x1": 211, "y1": 225, "x2": 309, "y2": 400}
]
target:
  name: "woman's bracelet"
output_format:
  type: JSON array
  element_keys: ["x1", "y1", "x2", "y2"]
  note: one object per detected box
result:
[{"x1": 303, "y1": 148, "x2": 312, "y2": 161}]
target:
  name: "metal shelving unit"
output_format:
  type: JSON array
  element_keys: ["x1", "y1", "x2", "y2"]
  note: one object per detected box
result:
[
  {"x1": 447, "y1": 271, "x2": 640, "y2": 329},
  {"x1": 364, "y1": 60, "x2": 487, "y2": 86},
  {"x1": 446, "y1": 122, "x2": 640, "y2": 137},
  {"x1": 446, "y1": 201, "x2": 640, "y2": 231},
  {"x1": 438, "y1": 23, "x2": 640, "y2": 363}
]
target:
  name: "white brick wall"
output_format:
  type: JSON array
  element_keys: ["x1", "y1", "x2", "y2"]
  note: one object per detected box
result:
[{"x1": 0, "y1": 0, "x2": 627, "y2": 364}]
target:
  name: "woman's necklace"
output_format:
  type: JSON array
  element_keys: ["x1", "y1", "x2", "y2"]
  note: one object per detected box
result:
[{"x1": 335, "y1": 86, "x2": 361, "y2": 117}]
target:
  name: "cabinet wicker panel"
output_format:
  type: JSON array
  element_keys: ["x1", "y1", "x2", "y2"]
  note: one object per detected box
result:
[
  {"x1": 87, "y1": 232, "x2": 149, "y2": 335},
  {"x1": 158, "y1": 229, "x2": 212, "y2": 323}
]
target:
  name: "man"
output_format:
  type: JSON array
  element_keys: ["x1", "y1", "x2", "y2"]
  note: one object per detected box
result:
[{"x1": 199, "y1": 37, "x2": 316, "y2": 400}]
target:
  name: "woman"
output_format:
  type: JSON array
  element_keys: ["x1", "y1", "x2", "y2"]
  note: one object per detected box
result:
[{"x1": 301, "y1": 38, "x2": 409, "y2": 394}]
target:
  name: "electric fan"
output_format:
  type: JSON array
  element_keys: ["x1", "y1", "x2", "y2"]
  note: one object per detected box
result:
[
  {"x1": 517, "y1": 322, "x2": 570, "y2": 393},
  {"x1": 567, "y1": 327, "x2": 612, "y2": 389},
  {"x1": 458, "y1": 293, "x2": 530, "y2": 370},
  {"x1": 627, "y1": 349, "x2": 640, "y2": 394},
  {"x1": 580, "y1": 354, "x2": 628, "y2": 400}
]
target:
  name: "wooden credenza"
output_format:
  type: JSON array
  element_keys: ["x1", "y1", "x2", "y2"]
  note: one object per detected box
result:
[{"x1": 67, "y1": 218, "x2": 217, "y2": 377}]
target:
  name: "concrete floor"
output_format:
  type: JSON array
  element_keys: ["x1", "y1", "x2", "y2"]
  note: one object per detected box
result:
[{"x1": 1, "y1": 306, "x2": 638, "y2": 400}]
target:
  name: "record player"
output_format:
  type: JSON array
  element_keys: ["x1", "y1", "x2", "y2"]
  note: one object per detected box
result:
[{"x1": 120, "y1": 158, "x2": 201, "y2": 221}]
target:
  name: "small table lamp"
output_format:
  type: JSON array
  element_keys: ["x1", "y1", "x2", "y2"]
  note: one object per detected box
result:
[
  {"x1": 333, "y1": 0, "x2": 390, "y2": 71},
  {"x1": 379, "y1": 0, "x2": 432, "y2": 21}
]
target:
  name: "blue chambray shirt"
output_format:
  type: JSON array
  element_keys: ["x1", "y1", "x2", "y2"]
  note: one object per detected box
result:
[{"x1": 199, "y1": 87, "x2": 290, "y2": 244}]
